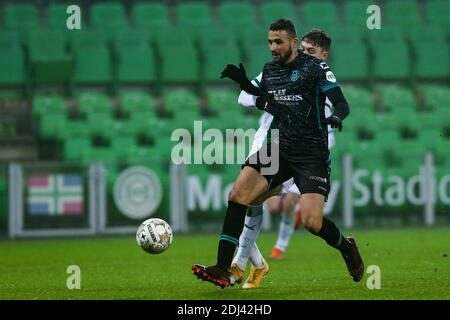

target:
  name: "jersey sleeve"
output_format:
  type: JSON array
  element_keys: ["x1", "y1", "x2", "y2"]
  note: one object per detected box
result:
[
  {"x1": 237, "y1": 72, "x2": 263, "y2": 108},
  {"x1": 316, "y1": 61, "x2": 340, "y2": 93}
]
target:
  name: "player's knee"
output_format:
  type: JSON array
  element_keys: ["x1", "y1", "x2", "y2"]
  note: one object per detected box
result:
[
  {"x1": 228, "y1": 187, "x2": 250, "y2": 205},
  {"x1": 302, "y1": 213, "x2": 322, "y2": 233}
]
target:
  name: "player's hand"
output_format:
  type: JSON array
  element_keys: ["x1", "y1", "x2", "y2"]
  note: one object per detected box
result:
[
  {"x1": 255, "y1": 94, "x2": 275, "y2": 111},
  {"x1": 325, "y1": 114, "x2": 343, "y2": 131},
  {"x1": 220, "y1": 63, "x2": 263, "y2": 96},
  {"x1": 220, "y1": 63, "x2": 247, "y2": 83}
]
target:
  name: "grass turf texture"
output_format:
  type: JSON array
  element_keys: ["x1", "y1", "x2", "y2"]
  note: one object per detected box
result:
[{"x1": 0, "y1": 228, "x2": 449, "y2": 300}]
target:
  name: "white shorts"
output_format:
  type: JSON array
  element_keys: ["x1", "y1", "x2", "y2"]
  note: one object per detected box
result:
[{"x1": 280, "y1": 179, "x2": 301, "y2": 196}]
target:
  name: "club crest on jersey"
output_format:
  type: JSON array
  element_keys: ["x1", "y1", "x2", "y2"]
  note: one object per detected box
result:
[{"x1": 290, "y1": 70, "x2": 300, "y2": 81}]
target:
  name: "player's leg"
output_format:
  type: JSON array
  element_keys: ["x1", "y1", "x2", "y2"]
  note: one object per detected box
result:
[
  {"x1": 271, "y1": 189, "x2": 301, "y2": 260},
  {"x1": 230, "y1": 204, "x2": 264, "y2": 283},
  {"x1": 296, "y1": 172, "x2": 364, "y2": 282},
  {"x1": 266, "y1": 195, "x2": 282, "y2": 215},
  {"x1": 242, "y1": 242, "x2": 269, "y2": 289},
  {"x1": 300, "y1": 193, "x2": 364, "y2": 279}
]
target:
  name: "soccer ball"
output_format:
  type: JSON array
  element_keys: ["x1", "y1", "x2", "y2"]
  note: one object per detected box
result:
[{"x1": 136, "y1": 218, "x2": 173, "y2": 254}]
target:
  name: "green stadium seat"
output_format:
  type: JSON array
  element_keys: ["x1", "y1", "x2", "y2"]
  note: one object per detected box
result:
[
  {"x1": 47, "y1": 4, "x2": 80, "y2": 30},
  {"x1": 330, "y1": 40, "x2": 368, "y2": 81},
  {"x1": 343, "y1": 0, "x2": 376, "y2": 27},
  {"x1": 372, "y1": 42, "x2": 411, "y2": 80},
  {"x1": 301, "y1": 2, "x2": 338, "y2": 26},
  {"x1": 90, "y1": 3, "x2": 127, "y2": 41},
  {"x1": 40, "y1": 114, "x2": 67, "y2": 139},
  {"x1": 132, "y1": 3, "x2": 170, "y2": 29},
  {"x1": 327, "y1": 25, "x2": 365, "y2": 43},
  {"x1": 78, "y1": 92, "x2": 112, "y2": 115},
  {"x1": 120, "y1": 91, "x2": 156, "y2": 114},
  {"x1": 32, "y1": 95, "x2": 67, "y2": 117},
  {"x1": 116, "y1": 45, "x2": 156, "y2": 84},
  {"x1": 419, "y1": 85, "x2": 450, "y2": 111},
  {"x1": 206, "y1": 88, "x2": 241, "y2": 114},
  {"x1": 418, "y1": 129, "x2": 442, "y2": 152},
  {"x1": 59, "y1": 120, "x2": 89, "y2": 139},
  {"x1": 73, "y1": 46, "x2": 112, "y2": 85},
  {"x1": 128, "y1": 111, "x2": 159, "y2": 136},
  {"x1": 176, "y1": 2, "x2": 213, "y2": 31},
  {"x1": 377, "y1": 85, "x2": 418, "y2": 111},
  {"x1": 164, "y1": 89, "x2": 200, "y2": 115},
  {"x1": 341, "y1": 86, "x2": 374, "y2": 110},
  {"x1": 367, "y1": 26, "x2": 404, "y2": 47},
  {"x1": 0, "y1": 33, "x2": 25, "y2": 86},
  {"x1": 70, "y1": 29, "x2": 107, "y2": 50},
  {"x1": 203, "y1": 45, "x2": 241, "y2": 83},
  {"x1": 385, "y1": 1, "x2": 422, "y2": 28},
  {"x1": 412, "y1": 42, "x2": 450, "y2": 80},
  {"x1": 28, "y1": 29, "x2": 73, "y2": 85},
  {"x1": 244, "y1": 44, "x2": 272, "y2": 79},
  {"x1": 260, "y1": 2, "x2": 297, "y2": 26},
  {"x1": 111, "y1": 136, "x2": 137, "y2": 161},
  {"x1": 3, "y1": 4, "x2": 39, "y2": 42},
  {"x1": 63, "y1": 137, "x2": 91, "y2": 161},
  {"x1": 218, "y1": 1, "x2": 257, "y2": 34},
  {"x1": 406, "y1": 24, "x2": 446, "y2": 43},
  {"x1": 86, "y1": 112, "x2": 114, "y2": 137},
  {"x1": 426, "y1": 0, "x2": 450, "y2": 38},
  {"x1": 82, "y1": 147, "x2": 114, "y2": 165}
]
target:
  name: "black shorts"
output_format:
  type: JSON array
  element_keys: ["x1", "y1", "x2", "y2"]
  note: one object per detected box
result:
[{"x1": 243, "y1": 144, "x2": 331, "y2": 198}]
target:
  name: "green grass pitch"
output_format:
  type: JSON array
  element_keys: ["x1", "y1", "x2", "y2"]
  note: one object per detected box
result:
[{"x1": 0, "y1": 228, "x2": 449, "y2": 300}]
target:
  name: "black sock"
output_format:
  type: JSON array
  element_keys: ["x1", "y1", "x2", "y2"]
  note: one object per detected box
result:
[
  {"x1": 217, "y1": 201, "x2": 248, "y2": 271},
  {"x1": 313, "y1": 217, "x2": 348, "y2": 252}
]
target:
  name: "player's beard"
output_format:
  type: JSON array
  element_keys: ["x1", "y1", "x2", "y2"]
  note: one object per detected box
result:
[{"x1": 273, "y1": 46, "x2": 293, "y2": 65}]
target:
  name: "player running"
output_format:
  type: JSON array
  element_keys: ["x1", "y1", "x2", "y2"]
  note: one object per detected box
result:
[
  {"x1": 229, "y1": 29, "x2": 337, "y2": 289},
  {"x1": 192, "y1": 19, "x2": 364, "y2": 288}
]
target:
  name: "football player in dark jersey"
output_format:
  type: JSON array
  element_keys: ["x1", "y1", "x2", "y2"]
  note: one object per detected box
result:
[{"x1": 192, "y1": 19, "x2": 364, "y2": 288}]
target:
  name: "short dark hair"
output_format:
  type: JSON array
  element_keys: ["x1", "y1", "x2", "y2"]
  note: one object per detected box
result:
[
  {"x1": 269, "y1": 18, "x2": 298, "y2": 39},
  {"x1": 302, "y1": 29, "x2": 331, "y2": 51}
]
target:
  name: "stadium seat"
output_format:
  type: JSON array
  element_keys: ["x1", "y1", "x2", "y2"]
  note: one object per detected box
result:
[
  {"x1": 132, "y1": 3, "x2": 170, "y2": 29},
  {"x1": 39, "y1": 114, "x2": 67, "y2": 139},
  {"x1": 120, "y1": 91, "x2": 156, "y2": 114},
  {"x1": 111, "y1": 136, "x2": 138, "y2": 161},
  {"x1": 116, "y1": 44, "x2": 156, "y2": 84},
  {"x1": 155, "y1": 27, "x2": 198, "y2": 84},
  {"x1": 86, "y1": 112, "x2": 114, "y2": 138},
  {"x1": 90, "y1": 3, "x2": 127, "y2": 41},
  {"x1": 47, "y1": 3, "x2": 80, "y2": 30},
  {"x1": 341, "y1": 86, "x2": 374, "y2": 110},
  {"x1": 59, "y1": 120, "x2": 90, "y2": 139},
  {"x1": 206, "y1": 88, "x2": 241, "y2": 114},
  {"x1": 164, "y1": 89, "x2": 200, "y2": 115},
  {"x1": 32, "y1": 95, "x2": 67, "y2": 117},
  {"x1": 72, "y1": 30, "x2": 112, "y2": 86},
  {"x1": 425, "y1": 0, "x2": 450, "y2": 38},
  {"x1": 176, "y1": 2, "x2": 213, "y2": 31},
  {"x1": 367, "y1": 26, "x2": 404, "y2": 47},
  {"x1": 3, "y1": 4, "x2": 39, "y2": 42},
  {"x1": 418, "y1": 129, "x2": 442, "y2": 152},
  {"x1": 0, "y1": 31, "x2": 26, "y2": 86},
  {"x1": 218, "y1": 1, "x2": 257, "y2": 34},
  {"x1": 385, "y1": 0, "x2": 422, "y2": 28},
  {"x1": 406, "y1": 24, "x2": 446, "y2": 43},
  {"x1": 372, "y1": 42, "x2": 411, "y2": 80},
  {"x1": 243, "y1": 43, "x2": 272, "y2": 79},
  {"x1": 327, "y1": 25, "x2": 365, "y2": 43},
  {"x1": 63, "y1": 137, "x2": 91, "y2": 161},
  {"x1": 203, "y1": 44, "x2": 241, "y2": 83},
  {"x1": 329, "y1": 41, "x2": 368, "y2": 81},
  {"x1": 82, "y1": 147, "x2": 114, "y2": 165},
  {"x1": 377, "y1": 85, "x2": 418, "y2": 111},
  {"x1": 412, "y1": 42, "x2": 450, "y2": 80},
  {"x1": 301, "y1": 2, "x2": 338, "y2": 26},
  {"x1": 78, "y1": 92, "x2": 112, "y2": 115},
  {"x1": 260, "y1": 1, "x2": 297, "y2": 26},
  {"x1": 28, "y1": 29, "x2": 73, "y2": 85},
  {"x1": 343, "y1": 0, "x2": 375, "y2": 27},
  {"x1": 419, "y1": 85, "x2": 450, "y2": 111}
]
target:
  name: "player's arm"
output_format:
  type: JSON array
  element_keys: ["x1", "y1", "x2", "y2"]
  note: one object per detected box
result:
[
  {"x1": 318, "y1": 63, "x2": 350, "y2": 131},
  {"x1": 221, "y1": 63, "x2": 264, "y2": 96},
  {"x1": 238, "y1": 73, "x2": 263, "y2": 108}
]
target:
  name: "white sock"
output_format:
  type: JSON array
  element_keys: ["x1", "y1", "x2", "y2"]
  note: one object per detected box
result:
[
  {"x1": 232, "y1": 205, "x2": 263, "y2": 270},
  {"x1": 249, "y1": 243, "x2": 265, "y2": 269},
  {"x1": 274, "y1": 213, "x2": 295, "y2": 252}
]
